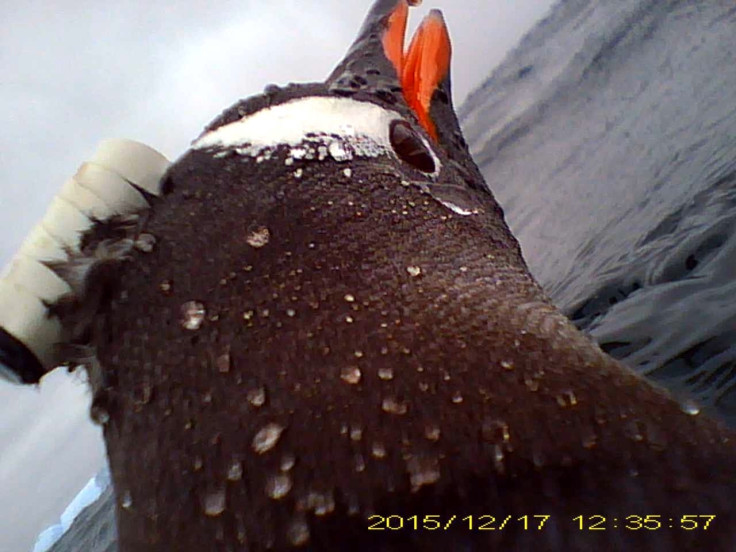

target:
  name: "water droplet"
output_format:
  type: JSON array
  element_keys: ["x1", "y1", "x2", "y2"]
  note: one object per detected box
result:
[
  {"x1": 180, "y1": 301, "x2": 206, "y2": 330},
  {"x1": 216, "y1": 351, "x2": 231, "y2": 373},
  {"x1": 340, "y1": 366, "x2": 362, "y2": 385},
  {"x1": 280, "y1": 453, "x2": 296, "y2": 472},
  {"x1": 500, "y1": 359, "x2": 514, "y2": 370},
  {"x1": 594, "y1": 405, "x2": 607, "y2": 425},
  {"x1": 350, "y1": 426, "x2": 363, "y2": 441},
  {"x1": 301, "y1": 491, "x2": 336, "y2": 516},
  {"x1": 532, "y1": 449, "x2": 546, "y2": 468},
  {"x1": 524, "y1": 377, "x2": 539, "y2": 392},
  {"x1": 203, "y1": 488, "x2": 227, "y2": 517},
  {"x1": 134, "y1": 233, "x2": 156, "y2": 252},
  {"x1": 328, "y1": 141, "x2": 351, "y2": 162},
  {"x1": 354, "y1": 453, "x2": 366, "y2": 472},
  {"x1": 347, "y1": 496, "x2": 360, "y2": 516},
  {"x1": 315, "y1": 495, "x2": 335, "y2": 516},
  {"x1": 159, "y1": 280, "x2": 172, "y2": 294},
  {"x1": 680, "y1": 398, "x2": 701, "y2": 416},
  {"x1": 451, "y1": 391, "x2": 464, "y2": 404},
  {"x1": 406, "y1": 266, "x2": 422, "y2": 277},
  {"x1": 625, "y1": 419, "x2": 645, "y2": 442},
  {"x1": 243, "y1": 310, "x2": 254, "y2": 321},
  {"x1": 247, "y1": 387, "x2": 267, "y2": 408},
  {"x1": 235, "y1": 516, "x2": 247, "y2": 544},
  {"x1": 345, "y1": 315, "x2": 355, "y2": 324},
  {"x1": 252, "y1": 422, "x2": 285, "y2": 454},
  {"x1": 120, "y1": 490, "x2": 133, "y2": 510},
  {"x1": 556, "y1": 390, "x2": 578, "y2": 407},
  {"x1": 290, "y1": 146, "x2": 307, "y2": 159},
  {"x1": 343, "y1": 168, "x2": 353, "y2": 178},
  {"x1": 193, "y1": 456, "x2": 204, "y2": 471},
  {"x1": 344, "y1": 293, "x2": 355, "y2": 302},
  {"x1": 481, "y1": 419, "x2": 511, "y2": 443},
  {"x1": 371, "y1": 442, "x2": 387, "y2": 459},
  {"x1": 226, "y1": 459, "x2": 243, "y2": 481},
  {"x1": 265, "y1": 473, "x2": 292, "y2": 499},
  {"x1": 293, "y1": 168, "x2": 303, "y2": 179},
  {"x1": 246, "y1": 227, "x2": 270, "y2": 248},
  {"x1": 406, "y1": 455, "x2": 441, "y2": 492},
  {"x1": 287, "y1": 517, "x2": 310, "y2": 546},
  {"x1": 424, "y1": 424, "x2": 441, "y2": 441},
  {"x1": 492, "y1": 444, "x2": 505, "y2": 473},
  {"x1": 377, "y1": 367, "x2": 394, "y2": 380},
  {"x1": 581, "y1": 432, "x2": 598, "y2": 449},
  {"x1": 286, "y1": 308, "x2": 296, "y2": 317},
  {"x1": 381, "y1": 396, "x2": 408, "y2": 415}
]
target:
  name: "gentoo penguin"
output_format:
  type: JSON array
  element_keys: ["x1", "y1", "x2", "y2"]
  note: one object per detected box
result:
[{"x1": 3, "y1": 1, "x2": 736, "y2": 550}]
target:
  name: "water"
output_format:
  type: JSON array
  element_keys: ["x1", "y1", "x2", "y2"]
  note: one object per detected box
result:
[
  {"x1": 38, "y1": 0, "x2": 736, "y2": 549},
  {"x1": 461, "y1": 0, "x2": 736, "y2": 426},
  {"x1": 33, "y1": 468, "x2": 114, "y2": 552}
]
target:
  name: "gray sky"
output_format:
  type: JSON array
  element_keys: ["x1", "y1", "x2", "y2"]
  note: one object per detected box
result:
[{"x1": 0, "y1": 1, "x2": 555, "y2": 549}]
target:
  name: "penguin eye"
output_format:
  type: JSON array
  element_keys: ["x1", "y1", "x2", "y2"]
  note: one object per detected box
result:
[{"x1": 389, "y1": 120, "x2": 436, "y2": 173}]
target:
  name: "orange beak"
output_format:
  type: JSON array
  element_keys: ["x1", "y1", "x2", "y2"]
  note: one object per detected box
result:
[{"x1": 382, "y1": 1, "x2": 452, "y2": 141}]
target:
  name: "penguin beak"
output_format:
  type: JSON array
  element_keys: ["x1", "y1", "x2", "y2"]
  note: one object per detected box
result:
[
  {"x1": 382, "y1": 2, "x2": 452, "y2": 142},
  {"x1": 328, "y1": 1, "x2": 452, "y2": 143}
]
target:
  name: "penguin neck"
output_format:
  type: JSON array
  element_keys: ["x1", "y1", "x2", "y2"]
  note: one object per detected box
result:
[
  {"x1": 164, "y1": 148, "x2": 600, "y2": 369},
  {"x1": 101, "y1": 140, "x2": 736, "y2": 551}
]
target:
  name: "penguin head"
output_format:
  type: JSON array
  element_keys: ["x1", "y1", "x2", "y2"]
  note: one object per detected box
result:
[
  {"x1": 0, "y1": 1, "x2": 513, "y2": 387},
  {"x1": 191, "y1": 0, "x2": 493, "y2": 218},
  {"x1": 327, "y1": 0, "x2": 484, "y2": 189}
]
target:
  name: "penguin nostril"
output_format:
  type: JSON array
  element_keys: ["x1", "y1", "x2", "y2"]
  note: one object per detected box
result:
[{"x1": 389, "y1": 120, "x2": 436, "y2": 173}]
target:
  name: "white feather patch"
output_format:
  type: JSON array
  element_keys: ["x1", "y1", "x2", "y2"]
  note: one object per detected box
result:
[{"x1": 193, "y1": 96, "x2": 398, "y2": 156}]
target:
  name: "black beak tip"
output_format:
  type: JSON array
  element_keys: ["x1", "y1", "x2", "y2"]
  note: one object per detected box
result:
[{"x1": 326, "y1": 0, "x2": 407, "y2": 107}]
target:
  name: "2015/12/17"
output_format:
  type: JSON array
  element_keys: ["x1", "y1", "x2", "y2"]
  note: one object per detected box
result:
[{"x1": 367, "y1": 514, "x2": 551, "y2": 531}]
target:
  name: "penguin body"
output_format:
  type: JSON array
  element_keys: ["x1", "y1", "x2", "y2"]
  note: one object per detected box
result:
[
  {"x1": 3, "y1": 1, "x2": 735, "y2": 550},
  {"x1": 103, "y1": 132, "x2": 736, "y2": 550}
]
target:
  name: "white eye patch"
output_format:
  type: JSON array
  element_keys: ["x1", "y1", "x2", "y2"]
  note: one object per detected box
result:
[{"x1": 193, "y1": 96, "x2": 440, "y2": 174}]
